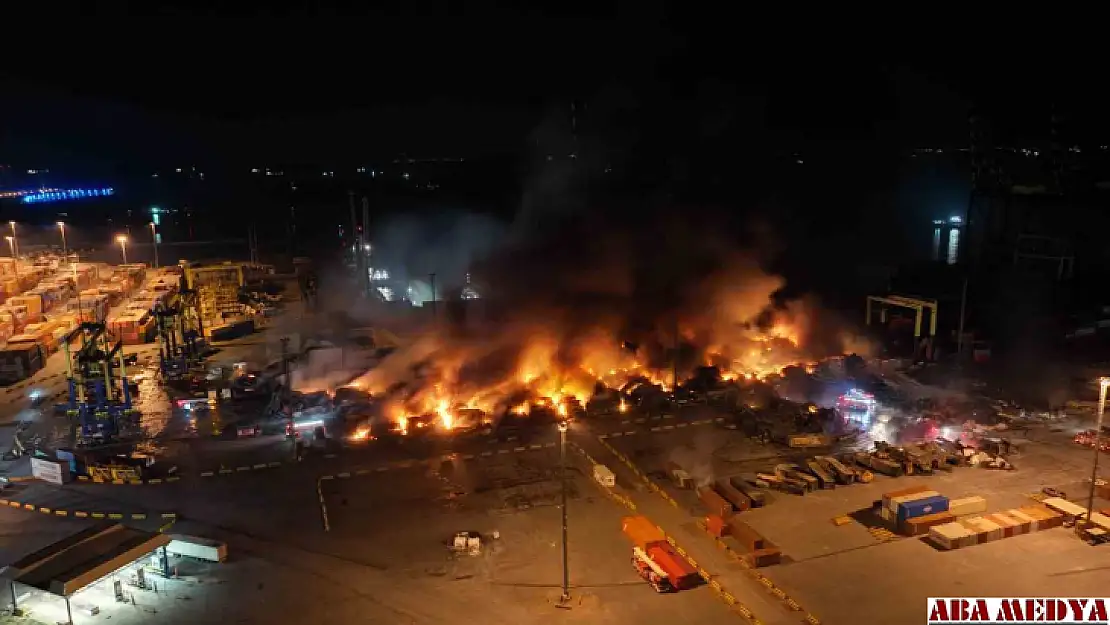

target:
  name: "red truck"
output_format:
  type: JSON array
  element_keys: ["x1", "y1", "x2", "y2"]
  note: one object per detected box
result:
[{"x1": 632, "y1": 541, "x2": 699, "y2": 592}]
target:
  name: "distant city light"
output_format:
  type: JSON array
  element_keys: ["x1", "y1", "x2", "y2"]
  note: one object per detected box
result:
[
  {"x1": 21, "y1": 187, "x2": 115, "y2": 204},
  {"x1": 949, "y1": 216, "x2": 962, "y2": 224}
]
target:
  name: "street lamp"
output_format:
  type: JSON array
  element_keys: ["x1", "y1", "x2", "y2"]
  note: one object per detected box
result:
[
  {"x1": 1084, "y1": 377, "x2": 1110, "y2": 528},
  {"x1": 116, "y1": 234, "x2": 129, "y2": 264},
  {"x1": 557, "y1": 419, "x2": 570, "y2": 603},
  {"x1": 57, "y1": 221, "x2": 67, "y2": 257},
  {"x1": 4, "y1": 236, "x2": 18, "y2": 278},
  {"x1": 7, "y1": 221, "x2": 17, "y2": 259},
  {"x1": 149, "y1": 222, "x2": 159, "y2": 268}
]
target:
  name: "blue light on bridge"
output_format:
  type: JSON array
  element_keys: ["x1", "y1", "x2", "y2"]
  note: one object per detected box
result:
[{"x1": 21, "y1": 187, "x2": 115, "y2": 204}]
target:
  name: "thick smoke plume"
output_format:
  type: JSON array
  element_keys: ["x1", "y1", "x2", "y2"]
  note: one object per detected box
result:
[{"x1": 348, "y1": 105, "x2": 870, "y2": 429}]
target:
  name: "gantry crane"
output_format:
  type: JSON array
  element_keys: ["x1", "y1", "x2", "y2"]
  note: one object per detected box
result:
[
  {"x1": 60, "y1": 322, "x2": 140, "y2": 444},
  {"x1": 865, "y1": 294, "x2": 939, "y2": 360}
]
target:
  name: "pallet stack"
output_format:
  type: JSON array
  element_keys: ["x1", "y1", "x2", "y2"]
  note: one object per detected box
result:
[{"x1": 928, "y1": 506, "x2": 1063, "y2": 550}]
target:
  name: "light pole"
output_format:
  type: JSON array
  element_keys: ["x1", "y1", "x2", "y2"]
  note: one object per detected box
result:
[
  {"x1": 57, "y1": 221, "x2": 67, "y2": 258},
  {"x1": 1084, "y1": 377, "x2": 1110, "y2": 528},
  {"x1": 150, "y1": 222, "x2": 159, "y2": 268},
  {"x1": 7, "y1": 221, "x2": 18, "y2": 259},
  {"x1": 558, "y1": 419, "x2": 570, "y2": 604},
  {"x1": 116, "y1": 234, "x2": 129, "y2": 265},
  {"x1": 4, "y1": 237, "x2": 18, "y2": 278}
]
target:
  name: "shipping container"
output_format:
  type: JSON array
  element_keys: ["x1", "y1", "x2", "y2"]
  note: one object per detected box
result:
[
  {"x1": 902, "y1": 511, "x2": 956, "y2": 536},
  {"x1": 698, "y1": 486, "x2": 733, "y2": 518},
  {"x1": 898, "y1": 495, "x2": 950, "y2": 522},
  {"x1": 881, "y1": 485, "x2": 931, "y2": 509},
  {"x1": 705, "y1": 514, "x2": 729, "y2": 538},
  {"x1": 729, "y1": 477, "x2": 766, "y2": 507},
  {"x1": 887, "y1": 490, "x2": 940, "y2": 512},
  {"x1": 726, "y1": 518, "x2": 766, "y2": 552},
  {"x1": 948, "y1": 496, "x2": 987, "y2": 517},
  {"x1": 747, "y1": 546, "x2": 782, "y2": 568},
  {"x1": 713, "y1": 479, "x2": 751, "y2": 513},
  {"x1": 622, "y1": 516, "x2": 666, "y2": 548},
  {"x1": 804, "y1": 460, "x2": 835, "y2": 489},
  {"x1": 0, "y1": 343, "x2": 45, "y2": 384}
]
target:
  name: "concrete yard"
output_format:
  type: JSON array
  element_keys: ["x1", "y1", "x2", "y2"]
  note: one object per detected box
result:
[{"x1": 605, "y1": 409, "x2": 1110, "y2": 625}]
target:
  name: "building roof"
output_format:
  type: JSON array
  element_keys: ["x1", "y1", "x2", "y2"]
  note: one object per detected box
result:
[{"x1": 0, "y1": 523, "x2": 170, "y2": 597}]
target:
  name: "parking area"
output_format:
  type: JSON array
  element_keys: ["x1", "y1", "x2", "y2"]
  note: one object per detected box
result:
[
  {"x1": 604, "y1": 413, "x2": 1110, "y2": 625},
  {"x1": 319, "y1": 449, "x2": 738, "y2": 625}
]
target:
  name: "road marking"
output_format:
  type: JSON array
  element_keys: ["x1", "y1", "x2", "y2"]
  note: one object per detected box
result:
[
  {"x1": 662, "y1": 425, "x2": 674, "y2": 430},
  {"x1": 92, "y1": 513, "x2": 105, "y2": 519},
  {"x1": 676, "y1": 423, "x2": 688, "y2": 428},
  {"x1": 598, "y1": 433, "x2": 609, "y2": 439},
  {"x1": 620, "y1": 420, "x2": 630, "y2": 425},
  {"x1": 480, "y1": 451, "x2": 493, "y2": 457},
  {"x1": 529, "y1": 444, "x2": 543, "y2": 450},
  {"x1": 513, "y1": 446, "x2": 526, "y2": 452},
  {"x1": 200, "y1": 471, "x2": 215, "y2": 477},
  {"x1": 650, "y1": 426, "x2": 661, "y2": 432},
  {"x1": 75, "y1": 511, "x2": 88, "y2": 518},
  {"x1": 544, "y1": 442, "x2": 557, "y2": 448},
  {"x1": 498, "y1": 449, "x2": 510, "y2": 454},
  {"x1": 253, "y1": 463, "x2": 268, "y2": 469},
  {"x1": 634, "y1": 418, "x2": 645, "y2": 423},
  {"x1": 337, "y1": 472, "x2": 351, "y2": 478},
  {"x1": 623, "y1": 431, "x2": 636, "y2": 436},
  {"x1": 268, "y1": 462, "x2": 283, "y2": 468},
  {"x1": 39, "y1": 508, "x2": 51, "y2": 514},
  {"x1": 611, "y1": 432, "x2": 623, "y2": 437},
  {"x1": 236, "y1": 466, "x2": 251, "y2": 472},
  {"x1": 320, "y1": 475, "x2": 335, "y2": 480},
  {"x1": 375, "y1": 466, "x2": 389, "y2": 472},
  {"x1": 132, "y1": 513, "x2": 147, "y2": 520}
]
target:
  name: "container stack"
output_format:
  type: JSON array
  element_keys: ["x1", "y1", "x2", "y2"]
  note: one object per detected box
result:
[{"x1": 928, "y1": 506, "x2": 1063, "y2": 550}]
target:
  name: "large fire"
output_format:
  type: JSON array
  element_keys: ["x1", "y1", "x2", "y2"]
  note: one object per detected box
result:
[{"x1": 347, "y1": 256, "x2": 865, "y2": 433}]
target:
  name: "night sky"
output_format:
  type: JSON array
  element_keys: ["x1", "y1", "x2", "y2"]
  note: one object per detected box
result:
[{"x1": 7, "y1": 20, "x2": 1096, "y2": 171}]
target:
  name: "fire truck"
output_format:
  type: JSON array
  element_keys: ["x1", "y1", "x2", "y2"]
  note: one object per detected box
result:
[{"x1": 631, "y1": 543, "x2": 699, "y2": 593}]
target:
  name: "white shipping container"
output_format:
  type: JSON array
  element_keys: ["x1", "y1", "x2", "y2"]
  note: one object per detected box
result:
[
  {"x1": 167, "y1": 535, "x2": 228, "y2": 562},
  {"x1": 888, "y1": 490, "x2": 940, "y2": 512},
  {"x1": 592, "y1": 464, "x2": 616, "y2": 488},
  {"x1": 948, "y1": 496, "x2": 987, "y2": 516}
]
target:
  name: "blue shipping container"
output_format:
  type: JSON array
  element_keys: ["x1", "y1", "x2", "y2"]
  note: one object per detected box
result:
[{"x1": 898, "y1": 494, "x2": 950, "y2": 521}]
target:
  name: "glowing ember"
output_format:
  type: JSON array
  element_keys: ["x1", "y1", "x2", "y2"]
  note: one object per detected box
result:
[
  {"x1": 349, "y1": 426, "x2": 372, "y2": 442},
  {"x1": 618, "y1": 399, "x2": 628, "y2": 413}
]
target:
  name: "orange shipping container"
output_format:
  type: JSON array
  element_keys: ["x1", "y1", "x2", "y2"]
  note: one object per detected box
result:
[
  {"x1": 622, "y1": 516, "x2": 666, "y2": 548},
  {"x1": 705, "y1": 514, "x2": 729, "y2": 538},
  {"x1": 726, "y1": 518, "x2": 767, "y2": 552}
]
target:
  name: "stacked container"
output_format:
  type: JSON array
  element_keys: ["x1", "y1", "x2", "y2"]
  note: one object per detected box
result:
[{"x1": 928, "y1": 505, "x2": 1064, "y2": 550}]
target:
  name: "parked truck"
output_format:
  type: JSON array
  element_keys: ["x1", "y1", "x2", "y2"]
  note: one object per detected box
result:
[
  {"x1": 631, "y1": 541, "x2": 699, "y2": 592},
  {"x1": 166, "y1": 534, "x2": 228, "y2": 563}
]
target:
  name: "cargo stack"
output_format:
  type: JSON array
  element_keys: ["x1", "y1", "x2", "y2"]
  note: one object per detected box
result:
[{"x1": 927, "y1": 506, "x2": 1063, "y2": 550}]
